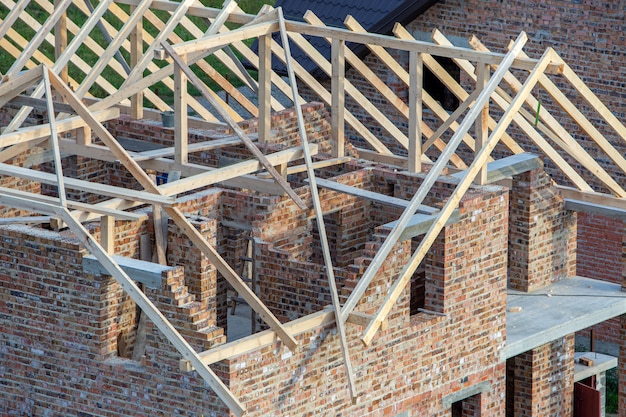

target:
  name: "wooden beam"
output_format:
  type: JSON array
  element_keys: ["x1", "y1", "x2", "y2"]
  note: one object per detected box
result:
[
  {"x1": 159, "y1": 20, "x2": 279, "y2": 58},
  {"x1": 8, "y1": 94, "x2": 75, "y2": 113},
  {"x1": 475, "y1": 63, "x2": 489, "y2": 184},
  {"x1": 284, "y1": 20, "x2": 563, "y2": 73},
  {"x1": 129, "y1": 2, "x2": 147, "y2": 120},
  {"x1": 160, "y1": 41, "x2": 307, "y2": 210},
  {"x1": 341, "y1": 32, "x2": 529, "y2": 324},
  {"x1": 360, "y1": 45, "x2": 552, "y2": 346},
  {"x1": 408, "y1": 50, "x2": 422, "y2": 173},
  {"x1": 156, "y1": 144, "x2": 317, "y2": 195},
  {"x1": 314, "y1": 178, "x2": 438, "y2": 213},
  {"x1": 383, "y1": 209, "x2": 461, "y2": 242},
  {"x1": 0, "y1": 162, "x2": 175, "y2": 206},
  {"x1": 258, "y1": 33, "x2": 272, "y2": 144},
  {"x1": 331, "y1": 38, "x2": 345, "y2": 158},
  {"x1": 174, "y1": 55, "x2": 188, "y2": 165},
  {"x1": 278, "y1": 8, "x2": 356, "y2": 398},
  {"x1": 181, "y1": 306, "x2": 384, "y2": 370},
  {"x1": 100, "y1": 215, "x2": 115, "y2": 254},
  {"x1": 0, "y1": 108, "x2": 120, "y2": 148},
  {"x1": 558, "y1": 186, "x2": 626, "y2": 213},
  {"x1": 0, "y1": 66, "x2": 44, "y2": 109},
  {"x1": 131, "y1": 134, "x2": 256, "y2": 162}
]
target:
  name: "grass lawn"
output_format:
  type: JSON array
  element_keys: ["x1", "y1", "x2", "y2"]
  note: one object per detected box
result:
[{"x1": 0, "y1": 0, "x2": 275, "y2": 103}]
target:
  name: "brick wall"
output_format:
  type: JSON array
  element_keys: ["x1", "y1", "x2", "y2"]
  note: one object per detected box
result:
[{"x1": 506, "y1": 335, "x2": 575, "y2": 417}]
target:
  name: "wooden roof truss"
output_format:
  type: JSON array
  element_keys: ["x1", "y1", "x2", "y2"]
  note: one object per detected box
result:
[{"x1": 2, "y1": 0, "x2": 626, "y2": 414}]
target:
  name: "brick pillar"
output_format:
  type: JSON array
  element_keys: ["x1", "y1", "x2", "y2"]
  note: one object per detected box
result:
[
  {"x1": 622, "y1": 223, "x2": 626, "y2": 291},
  {"x1": 509, "y1": 168, "x2": 577, "y2": 292},
  {"x1": 619, "y1": 315, "x2": 626, "y2": 417},
  {"x1": 509, "y1": 335, "x2": 575, "y2": 417}
]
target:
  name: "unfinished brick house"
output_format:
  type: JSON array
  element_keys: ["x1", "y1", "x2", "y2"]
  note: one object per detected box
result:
[{"x1": 0, "y1": 1, "x2": 626, "y2": 417}]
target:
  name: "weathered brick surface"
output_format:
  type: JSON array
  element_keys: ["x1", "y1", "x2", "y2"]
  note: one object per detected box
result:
[
  {"x1": 508, "y1": 168, "x2": 577, "y2": 292},
  {"x1": 507, "y1": 335, "x2": 575, "y2": 417}
]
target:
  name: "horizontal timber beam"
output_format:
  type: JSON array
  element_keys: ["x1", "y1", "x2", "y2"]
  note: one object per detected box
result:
[{"x1": 180, "y1": 306, "x2": 383, "y2": 370}]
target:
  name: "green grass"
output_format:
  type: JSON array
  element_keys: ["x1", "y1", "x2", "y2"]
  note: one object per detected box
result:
[
  {"x1": 606, "y1": 367, "x2": 618, "y2": 414},
  {"x1": 0, "y1": 0, "x2": 275, "y2": 104}
]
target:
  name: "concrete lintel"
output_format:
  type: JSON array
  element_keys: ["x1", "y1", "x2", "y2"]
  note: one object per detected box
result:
[
  {"x1": 442, "y1": 381, "x2": 491, "y2": 408},
  {"x1": 574, "y1": 352, "x2": 617, "y2": 382},
  {"x1": 83, "y1": 254, "x2": 173, "y2": 289},
  {"x1": 504, "y1": 276, "x2": 626, "y2": 360},
  {"x1": 382, "y1": 209, "x2": 461, "y2": 241},
  {"x1": 450, "y1": 152, "x2": 542, "y2": 183},
  {"x1": 565, "y1": 198, "x2": 626, "y2": 220}
]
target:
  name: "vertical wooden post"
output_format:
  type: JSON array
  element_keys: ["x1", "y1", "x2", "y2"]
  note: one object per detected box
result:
[
  {"x1": 130, "y1": 6, "x2": 144, "y2": 120},
  {"x1": 475, "y1": 63, "x2": 490, "y2": 184},
  {"x1": 76, "y1": 126, "x2": 91, "y2": 146},
  {"x1": 258, "y1": 34, "x2": 272, "y2": 145},
  {"x1": 54, "y1": 0, "x2": 68, "y2": 87},
  {"x1": 101, "y1": 215, "x2": 115, "y2": 255},
  {"x1": 331, "y1": 38, "x2": 345, "y2": 158},
  {"x1": 408, "y1": 50, "x2": 423, "y2": 173},
  {"x1": 174, "y1": 56, "x2": 188, "y2": 165}
]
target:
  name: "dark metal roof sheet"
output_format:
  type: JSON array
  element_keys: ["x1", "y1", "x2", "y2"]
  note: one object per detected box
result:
[{"x1": 257, "y1": 0, "x2": 440, "y2": 78}]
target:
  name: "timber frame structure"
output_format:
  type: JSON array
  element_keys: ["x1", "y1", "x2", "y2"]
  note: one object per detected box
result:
[{"x1": 2, "y1": 0, "x2": 626, "y2": 415}]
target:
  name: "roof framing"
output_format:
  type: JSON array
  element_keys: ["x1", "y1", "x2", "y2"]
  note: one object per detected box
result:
[{"x1": 1, "y1": 0, "x2": 626, "y2": 414}]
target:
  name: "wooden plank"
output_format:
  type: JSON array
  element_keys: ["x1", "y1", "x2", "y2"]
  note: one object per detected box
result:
[
  {"x1": 160, "y1": 41, "x2": 308, "y2": 210},
  {"x1": 331, "y1": 38, "x2": 346, "y2": 158},
  {"x1": 314, "y1": 178, "x2": 439, "y2": 213},
  {"x1": 181, "y1": 306, "x2": 382, "y2": 371},
  {"x1": 0, "y1": 0, "x2": 30, "y2": 46},
  {"x1": 0, "y1": 66, "x2": 44, "y2": 108},
  {"x1": 42, "y1": 68, "x2": 67, "y2": 208},
  {"x1": 54, "y1": 0, "x2": 68, "y2": 84},
  {"x1": 475, "y1": 63, "x2": 490, "y2": 184},
  {"x1": 559, "y1": 56, "x2": 626, "y2": 147},
  {"x1": 0, "y1": 162, "x2": 175, "y2": 206},
  {"x1": 162, "y1": 20, "x2": 279, "y2": 58},
  {"x1": 425, "y1": 29, "x2": 524, "y2": 156},
  {"x1": 75, "y1": 0, "x2": 151, "y2": 102},
  {"x1": 341, "y1": 32, "x2": 529, "y2": 324},
  {"x1": 58, "y1": 208, "x2": 245, "y2": 416},
  {"x1": 285, "y1": 19, "x2": 563, "y2": 73},
  {"x1": 174, "y1": 57, "x2": 188, "y2": 165},
  {"x1": 258, "y1": 33, "x2": 272, "y2": 143},
  {"x1": 48, "y1": 69, "x2": 298, "y2": 352},
  {"x1": 257, "y1": 156, "x2": 352, "y2": 178},
  {"x1": 3, "y1": 0, "x2": 114, "y2": 134},
  {"x1": 100, "y1": 216, "x2": 115, "y2": 254},
  {"x1": 132, "y1": 134, "x2": 254, "y2": 162},
  {"x1": 0, "y1": 216, "x2": 51, "y2": 225},
  {"x1": 0, "y1": 108, "x2": 120, "y2": 148},
  {"x1": 408, "y1": 50, "x2": 422, "y2": 173},
  {"x1": 360, "y1": 45, "x2": 552, "y2": 346},
  {"x1": 8, "y1": 95, "x2": 75, "y2": 114},
  {"x1": 277, "y1": 8, "x2": 356, "y2": 399}
]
